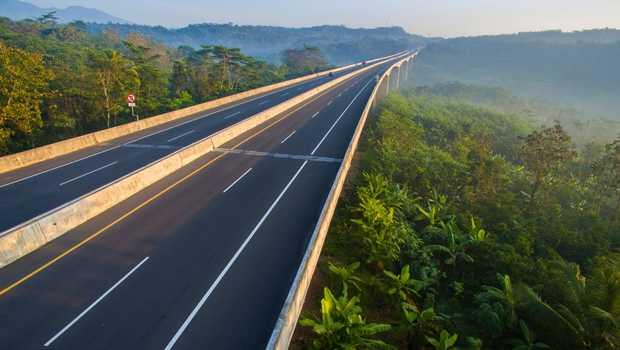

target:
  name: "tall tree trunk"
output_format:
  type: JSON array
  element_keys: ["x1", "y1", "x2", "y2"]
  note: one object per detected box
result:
[{"x1": 100, "y1": 74, "x2": 111, "y2": 129}]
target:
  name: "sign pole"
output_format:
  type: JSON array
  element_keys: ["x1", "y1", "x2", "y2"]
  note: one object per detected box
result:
[{"x1": 127, "y1": 94, "x2": 138, "y2": 122}]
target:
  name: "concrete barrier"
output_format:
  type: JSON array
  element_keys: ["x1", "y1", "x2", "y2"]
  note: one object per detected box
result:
[
  {"x1": 266, "y1": 52, "x2": 417, "y2": 350},
  {"x1": 0, "y1": 52, "x2": 406, "y2": 175},
  {"x1": 0, "y1": 52, "x2": 409, "y2": 268}
]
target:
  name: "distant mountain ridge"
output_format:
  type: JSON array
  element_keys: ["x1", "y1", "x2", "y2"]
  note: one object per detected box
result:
[
  {"x1": 0, "y1": 0, "x2": 130, "y2": 24},
  {"x1": 86, "y1": 23, "x2": 433, "y2": 64},
  {"x1": 413, "y1": 28, "x2": 620, "y2": 120},
  {"x1": 461, "y1": 28, "x2": 620, "y2": 44}
]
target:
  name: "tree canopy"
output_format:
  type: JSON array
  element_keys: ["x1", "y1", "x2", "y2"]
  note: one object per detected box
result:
[
  {"x1": 0, "y1": 17, "x2": 330, "y2": 156},
  {"x1": 296, "y1": 88, "x2": 620, "y2": 349}
]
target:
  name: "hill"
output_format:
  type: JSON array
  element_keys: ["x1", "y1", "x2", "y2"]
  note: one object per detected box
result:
[
  {"x1": 412, "y1": 29, "x2": 620, "y2": 121},
  {"x1": 85, "y1": 23, "x2": 433, "y2": 64},
  {"x1": 412, "y1": 82, "x2": 620, "y2": 147},
  {"x1": 471, "y1": 28, "x2": 620, "y2": 44},
  {"x1": 0, "y1": 0, "x2": 130, "y2": 24}
]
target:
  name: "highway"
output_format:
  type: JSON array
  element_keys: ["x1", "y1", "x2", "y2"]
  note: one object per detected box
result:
[
  {"x1": 0, "y1": 57, "x2": 397, "y2": 349},
  {"x1": 0, "y1": 62, "x2": 369, "y2": 233}
]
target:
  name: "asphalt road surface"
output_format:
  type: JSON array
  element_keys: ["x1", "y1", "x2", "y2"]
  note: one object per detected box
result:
[
  {"x1": 0, "y1": 57, "x2": 399, "y2": 349},
  {"x1": 0, "y1": 62, "x2": 375, "y2": 233}
]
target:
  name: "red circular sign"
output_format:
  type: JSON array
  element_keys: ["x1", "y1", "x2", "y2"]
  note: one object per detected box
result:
[{"x1": 127, "y1": 94, "x2": 136, "y2": 103}]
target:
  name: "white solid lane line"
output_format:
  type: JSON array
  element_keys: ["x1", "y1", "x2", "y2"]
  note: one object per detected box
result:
[
  {"x1": 164, "y1": 161, "x2": 309, "y2": 350},
  {"x1": 280, "y1": 131, "x2": 296, "y2": 144},
  {"x1": 0, "y1": 145, "x2": 123, "y2": 190},
  {"x1": 166, "y1": 130, "x2": 195, "y2": 143},
  {"x1": 223, "y1": 111, "x2": 241, "y2": 120},
  {"x1": 311, "y1": 111, "x2": 320, "y2": 119},
  {"x1": 44, "y1": 257, "x2": 150, "y2": 347},
  {"x1": 222, "y1": 168, "x2": 253, "y2": 193},
  {"x1": 59, "y1": 161, "x2": 119, "y2": 186},
  {"x1": 311, "y1": 78, "x2": 374, "y2": 156}
]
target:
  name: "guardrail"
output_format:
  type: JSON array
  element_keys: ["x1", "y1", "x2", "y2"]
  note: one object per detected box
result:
[
  {"x1": 0, "y1": 52, "x2": 405, "y2": 174},
  {"x1": 0, "y1": 52, "x2": 409, "y2": 268},
  {"x1": 266, "y1": 51, "x2": 418, "y2": 350}
]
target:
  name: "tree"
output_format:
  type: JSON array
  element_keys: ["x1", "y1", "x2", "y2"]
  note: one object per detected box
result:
[
  {"x1": 282, "y1": 45, "x2": 329, "y2": 76},
  {"x1": 0, "y1": 42, "x2": 53, "y2": 154},
  {"x1": 124, "y1": 39, "x2": 168, "y2": 115},
  {"x1": 199, "y1": 45, "x2": 248, "y2": 93},
  {"x1": 516, "y1": 259, "x2": 620, "y2": 349},
  {"x1": 35, "y1": 11, "x2": 58, "y2": 25},
  {"x1": 592, "y1": 138, "x2": 620, "y2": 221},
  {"x1": 169, "y1": 60, "x2": 193, "y2": 99},
  {"x1": 87, "y1": 49, "x2": 138, "y2": 128},
  {"x1": 520, "y1": 123, "x2": 576, "y2": 209}
]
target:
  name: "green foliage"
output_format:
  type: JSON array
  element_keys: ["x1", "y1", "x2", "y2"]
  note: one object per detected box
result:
[
  {"x1": 350, "y1": 172, "x2": 418, "y2": 269},
  {"x1": 520, "y1": 123, "x2": 576, "y2": 209},
  {"x1": 426, "y1": 330, "x2": 458, "y2": 350},
  {"x1": 282, "y1": 45, "x2": 329, "y2": 77},
  {"x1": 401, "y1": 304, "x2": 444, "y2": 348},
  {"x1": 468, "y1": 216, "x2": 488, "y2": 242},
  {"x1": 299, "y1": 287, "x2": 393, "y2": 350},
  {"x1": 475, "y1": 275, "x2": 518, "y2": 338},
  {"x1": 411, "y1": 82, "x2": 620, "y2": 148},
  {"x1": 383, "y1": 265, "x2": 423, "y2": 303},
  {"x1": 298, "y1": 89, "x2": 619, "y2": 349},
  {"x1": 86, "y1": 49, "x2": 139, "y2": 128},
  {"x1": 506, "y1": 320, "x2": 550, "y2": 350},
  {"x1": 0, "y1": 42, "x2": 53, "y2": 152},
  {"x1": 328, "y1": 261, "x2": 363, "y2": 295},
  {"x1": 0, "y1": 17, "x2": 297, "y2": 156}
]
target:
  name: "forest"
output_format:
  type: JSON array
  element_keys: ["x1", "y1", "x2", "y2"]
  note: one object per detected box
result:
[
  {"x1": 84, "y1": 23, "x2": 431, "y2": 65},
  {"x1": 0, "y1": 15, "x2": 330, "y2": 156},
  {"x1": 411, "y1": 82, "x2": 620, "y2": 148},
  {"x1": 294, "y1": 89, "x2": 619, "y2": 349}
]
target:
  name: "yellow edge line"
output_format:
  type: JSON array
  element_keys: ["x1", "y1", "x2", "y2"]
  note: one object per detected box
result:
[{"x1": 0, "y1": 76, "x2": 347, "y2": 298}]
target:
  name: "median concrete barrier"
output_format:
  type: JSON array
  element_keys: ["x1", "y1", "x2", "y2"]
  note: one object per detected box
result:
[
  {"x1": 0, "y1": 52, "x2": 405, "y2": 175},
  {"x1": 266, "y1": 52, "x2": 418, "y2": 350},
  {"x1": 0, "y1": 52, "x2": 409, "y2": 268}
]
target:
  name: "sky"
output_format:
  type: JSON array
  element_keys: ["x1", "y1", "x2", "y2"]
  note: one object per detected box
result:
[{"x1": 28, "y1": 0, "x2": 620, "y2": 37}]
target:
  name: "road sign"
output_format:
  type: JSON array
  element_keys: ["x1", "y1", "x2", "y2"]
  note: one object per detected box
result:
[{"x1": 127, "y1": 94, "x2": 138, "y2": 121}]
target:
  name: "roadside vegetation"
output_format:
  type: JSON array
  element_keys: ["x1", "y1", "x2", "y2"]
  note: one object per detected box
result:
[
  {"x1": 294, "y1": 89, "x2": 620, "y2": 349},
  {"x1": 0, "y1": 15, "x2": 330, "y2": 156}
]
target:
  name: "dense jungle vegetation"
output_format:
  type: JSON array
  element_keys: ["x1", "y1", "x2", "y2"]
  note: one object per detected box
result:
[
  {"x1": 0, "y1": 15, "x2": 330, "y2": 156},
  {"x1": 295, "y1": 89, "x2": 619, "y2": 349}
]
